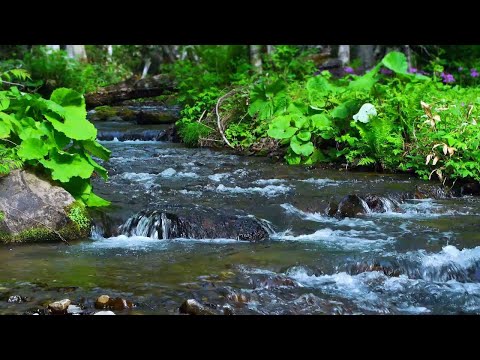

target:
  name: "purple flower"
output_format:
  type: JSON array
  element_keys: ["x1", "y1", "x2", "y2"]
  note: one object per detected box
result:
[
  {"x1": 458, "y1": 67, "x2": 463, "y2": 71},
  {"x1": 344, "y1": 66, "x2": 354, "y2": 74},
  {"x1": 441, "y1": 72, "x2": 455, "y2": 83},
  {"x1": 408, "y1": 67, "x2": 418, "y2": 73},
  {"x1": 470, "y1": 68, "x2": 479, "y2": 77},
  {"x1": 461, "y1": 102, "x2": 465, "y2": 107},
  {"x1": 380, "y1": 67, "x2": 393, "y2": 75}
]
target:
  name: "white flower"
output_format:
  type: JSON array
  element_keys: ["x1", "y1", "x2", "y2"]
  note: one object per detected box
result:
[{"x1": 353, "y1": 103, "x2": 377, "y2": 123}]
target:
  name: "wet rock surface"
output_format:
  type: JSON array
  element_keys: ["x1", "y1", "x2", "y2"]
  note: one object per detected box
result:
[
  {"x1": 0, "y1": 170, "x2": 88, "y2": 243},
  {"x1": 119, "y1": 208, "x2": 271, "y2": 242},
  {"x1": 179, "y1": 299, "x2": 217, "y2": 315},
  {"x1": 48, "y1": 299, "x2": 71, "y2": 314}
]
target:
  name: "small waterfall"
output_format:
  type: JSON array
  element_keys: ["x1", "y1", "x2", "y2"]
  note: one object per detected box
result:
[
  {"x1": 119, "y1": 211, "x2": 170, "y2": 239},
  {"x1": 358, "y1": 197, "x2": 372, "y2": 214},
  {"x1": 116, "y1": 209, "x2": 271, "y2": 242},
  {"x1": 160, "y1": 212, "x2": 171, "y2": 240}
]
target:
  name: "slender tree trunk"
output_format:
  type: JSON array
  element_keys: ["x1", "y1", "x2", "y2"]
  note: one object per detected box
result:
[
  {"x1": 141, "y1": 58, "x2": 151, "y2": 79},
  {"x1": 250, "y1": 45, "x2": 263, "y2": 73},
  {"x1": 107, "y1": 45, "x2": 113, "y2": 61},
  {"x1": 404, "y1": 45, "x2": 412, "y2": 69},
  {"x1": 338, "y1": 45, "x2": 350, "y2": 66},
  {"x1": 357, "y1": 45, "x2": 375, "y2": 70},
  {"x1": 162, "y1": 45, "x2": 176, "y2": 63},
  {"x1": 66, "y1": 45, "x2": 87, "y2": 61},
  {"x1": 266, "y1": 45, "x2": 274, "y2": 55}
]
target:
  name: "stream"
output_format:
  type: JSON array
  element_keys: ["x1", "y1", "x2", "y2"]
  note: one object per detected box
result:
[{"x1": 1, "y1": 118, "x2": 480, "y2": 315}]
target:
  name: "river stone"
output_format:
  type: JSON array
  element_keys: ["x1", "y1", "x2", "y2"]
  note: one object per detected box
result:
[
  {"x1": 67, "y1": 305, "x2": 83, "y2": 314},
  {"x1": 108, "y1": 297, "x2": 132, "y2": 311},
  {"x1": 415, "y1": 184, "x2": 452, "y2": 199},
  {"x1": 7, "y1": 295, "x2": 28, "y2": 303},
  {"x1": 0, "y1": 170, "x2": 89, "y2": 243},
  {"x1": 119, "y1": 209, "x2": 270, "y2": 242},
  {"x1": 95, "y1": 295, "x2": 110, "y2": 309},
  {"x1": 48, "y1": 299, "x2": 71, "y2": 314},
  {"x1": 179, "y1": 299, "x2": 216, "y2": 315},
  {"x1": 94, "y1": 311, "x2": 116, "y2": 315},
  {"x1": 336, "y1": 195, "x2": 369, "y2": 218}
]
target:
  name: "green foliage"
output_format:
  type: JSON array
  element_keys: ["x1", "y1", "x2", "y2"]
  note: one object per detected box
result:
[
  {"x1": 0, "y1": 210, "x2": 4, "y2": 221},
  {"x1": 0, "y1": 78, "x2": 110, "y2": 207},
  {"x1": 239, "y1": 50, "x2": 480, "y2": 183},
  {"x1": 177, "y1": 121, "x2": 212, "y2": 147},
  {"x1": 67, "y1": 201, "x2": 90, "y2": 230},
  {"x1": 22, "y1": 46, "x2": 130, "y2": 95}
]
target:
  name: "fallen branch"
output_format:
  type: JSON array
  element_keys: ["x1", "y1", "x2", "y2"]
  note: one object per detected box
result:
[
  {"x1": 1, "y1": 202, "x2": 70, "y2": 245},
  {"x1": 216, "y1": 89, "x2": 238, "y2": 149},
  {"x1": 0, "y1": 80, "x2": 25, "y2": 88},
  {"x1": 197, "y1": 109, "x2": 207, "y2": 123}
]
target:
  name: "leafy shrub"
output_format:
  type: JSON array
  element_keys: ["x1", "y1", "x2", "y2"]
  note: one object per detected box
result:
[{"x1": 0, "y1": 78, "x2": 110, "y2": 207}]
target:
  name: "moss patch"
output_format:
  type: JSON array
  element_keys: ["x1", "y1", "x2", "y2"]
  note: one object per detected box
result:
[
  {"x1": 0, "y1": 201, "x2": 92, "y2": 244},
  {"x1": 90, "y1": 106, "x2": 136, "y2": 121}
]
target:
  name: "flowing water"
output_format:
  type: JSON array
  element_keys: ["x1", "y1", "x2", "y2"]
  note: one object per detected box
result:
[{"x1": 1, "y1": 120, "x2": 480, "y2": 315}]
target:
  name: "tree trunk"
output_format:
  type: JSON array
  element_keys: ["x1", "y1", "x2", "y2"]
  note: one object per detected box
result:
[
  {"x1": 250, "y1": 45, "x2": 263, "y2": 73},
  {"x1": 107, "y1": 45, "x2": 113, "y2": 61},
  {"x1": 357, "y1": 45, "x2": 375, "y2": 70},
  {"x1": 338, "y1": 45, "x2": 350, "y2": 66},
  {"x1": 141, "y1": 58, "x2": 152, "y2": 79},
  {"x1": 266, "y1": 45, "x2": 275, "y2": 55},
  {"x1": 66, "y1": 45, "x2": 87, "y2": 61},
  {"x1": 404, "y1": 45, "x2": 412, "y2": 69},
  {"x1": 84, "y1": 74, "x2": 176, "y2": 108}
]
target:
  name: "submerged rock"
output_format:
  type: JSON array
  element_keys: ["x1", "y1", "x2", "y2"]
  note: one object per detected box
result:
[
  {"x1": 363, "y1": 194, "x2": 401, "y2": 213},
  {"x1": 179, "y1": 299, "x2": 216, "y2": 315},
  {"x1": 415, "y1": 184, "x2": 452, "y2": 199},
  {"x1": 88, "y1": 104, "x2": 180, "y2": 125},
  {"x1": 0, "y1": 170, "x2": 90, "y2": 243},
  {"x1": 119, "y1": 208, "x2": 271, "y2": 242},
  {"x1": 48, "y1": 299, "x2": 71, "y2": 314},
  {"x1": 335, "y1": 195, "x2": 370, "y2": 218}
]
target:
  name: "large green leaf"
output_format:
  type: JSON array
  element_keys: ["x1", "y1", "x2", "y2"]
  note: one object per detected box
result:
[
  {"x1": 40, "y1": 150, "x2": 94, "y2": 182},
  {"x1": 382, "y1": 51, "x2": 408, "y2": 74},
  {"x1": 81, "y1": 140, "x2": 111, "y2": 161},
  {"x1": 290, "y1": 136, "x2": 314, "y2": 156},
  {"x1": 331, "y1": 100, "x2": 360, "y2": 119},
  {"x1": 348, "y1": 64, "x2": 381, "y2": 91},
  {"x1": 17, "y1": 138, "x2": 49, "y2": 160},
  {"x1": 310, "y1": 114, "x2": 331, "y2": 130},
  {"x1": 268, "y1": 126, "x2": 298, "y2": 139},
  {"x1": 85, "y1": 153, "x2": 108, "y2": 180},
  {"x1": 0, "y1": 93, "x2": 10, "y2": 111},
  {"x1": 83, "y1": 192, "x2": 111, "y2": 207},
  {"x1": 267, "y1": 116, "x2": 298, "y2": 139},
  {"x1": 0, "y1": 112, "x2": 14, "y2": 138},
  {"x1": 297, "y1": 130, "x2": 311, "y2": 141},
  {"x1": 43, "y1": 88, "x2": 97, "y2": 141}
]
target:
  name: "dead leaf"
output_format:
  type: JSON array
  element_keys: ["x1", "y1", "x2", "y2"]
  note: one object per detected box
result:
[
  {"x1": 433, "y1": 115, "x2": 441, "y2": 122},
  {"x1": 468, "y1": 104, "x2": 474, "y2": 118},
  {"x1": 436, "y1": 169, "x2": 443, "y2": 182},
  {"x1": 432, "y1": 156, "x2": 439, "y2": 165},
  {"x1": 421, "y1": 101, "x2": 433, "y2": 119},
  {"x1": 443, "y1": 144, "x2": 448, "y2": 155},
  {"x1": 426, "y1": 154, "x2": 432, "y2": 165},
  {"x1": 447, "y1": 147, "x2": 455, "y2": 156}
]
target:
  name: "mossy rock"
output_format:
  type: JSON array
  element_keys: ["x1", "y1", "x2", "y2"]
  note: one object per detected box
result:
[{"x1": 0, "y1": 170, "x2": 92, "y2": 244}]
